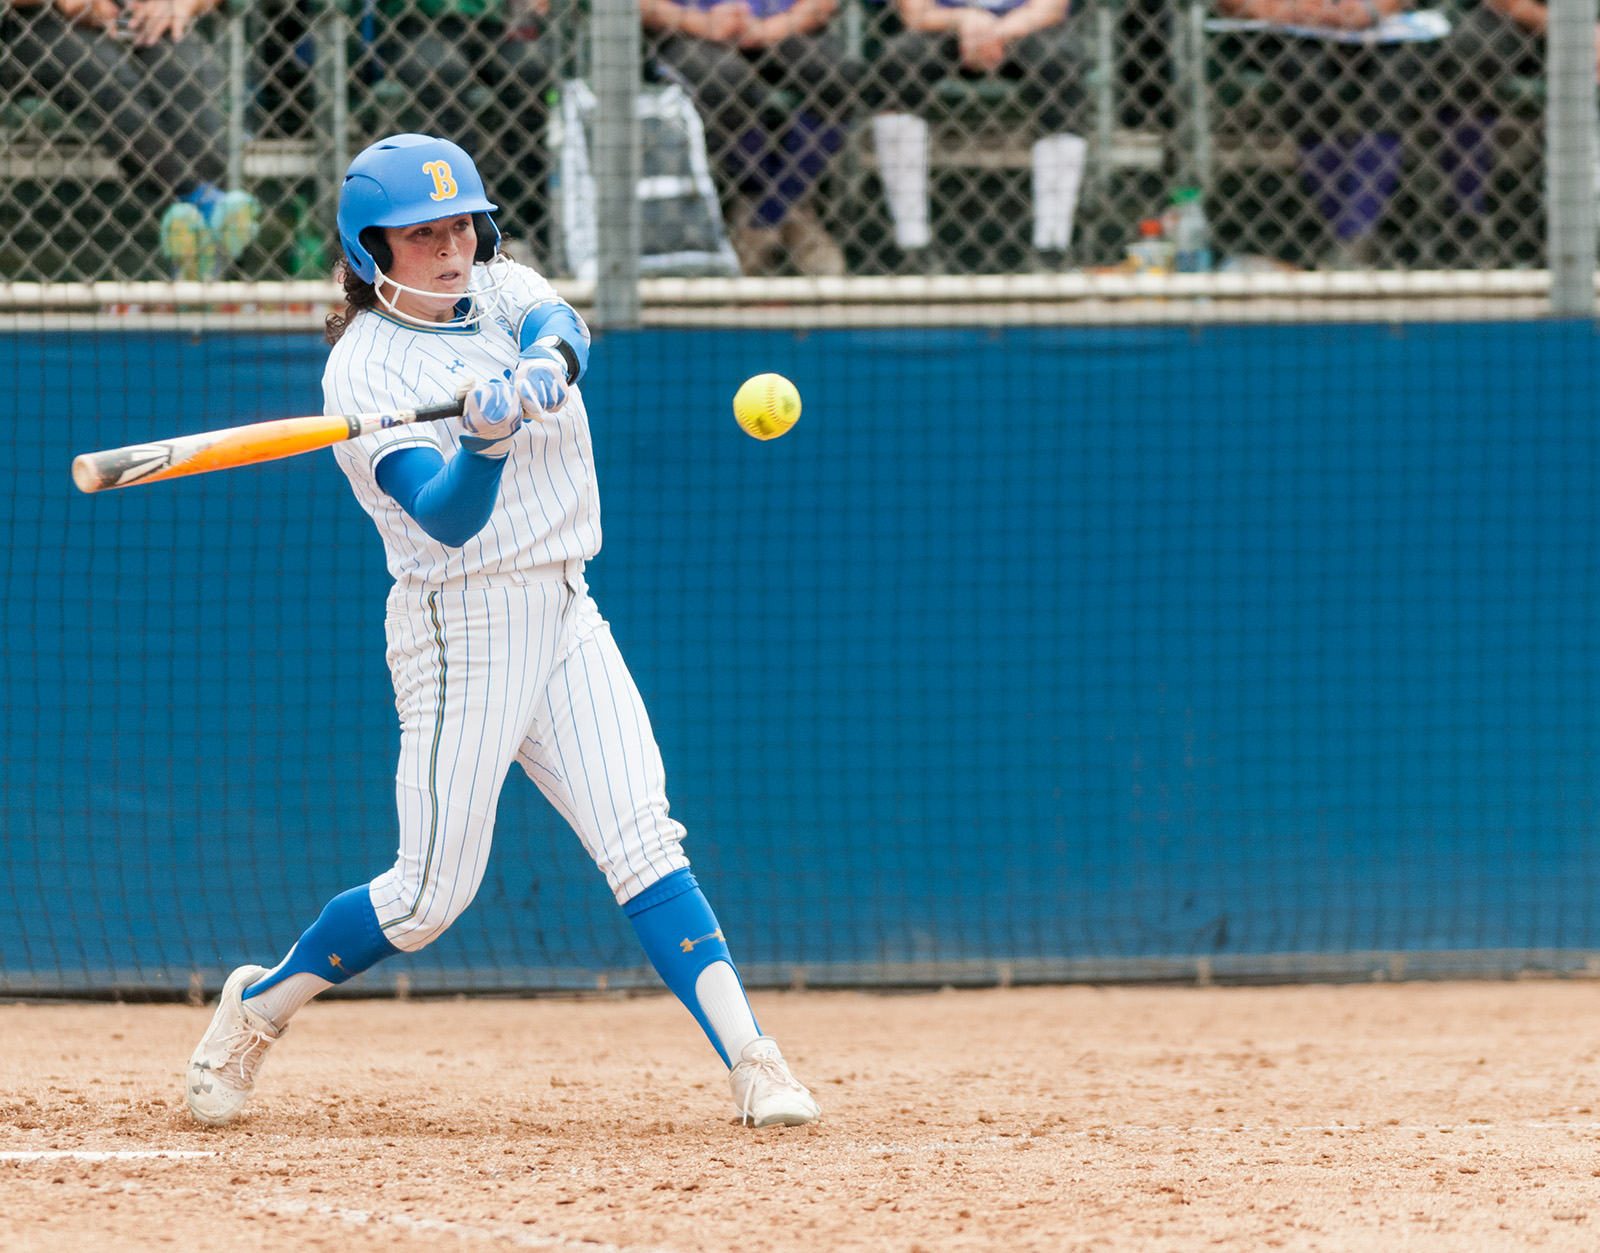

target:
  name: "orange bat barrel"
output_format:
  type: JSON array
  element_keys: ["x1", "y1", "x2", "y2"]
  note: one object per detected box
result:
[
  {"x1": 71, "y1": 414, "x2": 361, "y2": 494},
  {"x1": 71, "y1": 393, "x2": 466, "y2": 495}
]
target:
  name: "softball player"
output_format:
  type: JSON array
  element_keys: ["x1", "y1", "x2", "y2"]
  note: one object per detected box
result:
[{"x1": 184, "y1": 134, "x2": 820, "y2": 1130}]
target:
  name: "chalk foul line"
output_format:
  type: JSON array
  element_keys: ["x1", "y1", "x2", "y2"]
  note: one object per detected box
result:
[{"x1": 0, "y1": 1150, "x2": 216, "y2": 1162}]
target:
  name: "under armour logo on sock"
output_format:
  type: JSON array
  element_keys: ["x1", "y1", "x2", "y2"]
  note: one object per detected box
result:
[{"x1": 679, "y1": 930, "x2": 723, "y2": 954}]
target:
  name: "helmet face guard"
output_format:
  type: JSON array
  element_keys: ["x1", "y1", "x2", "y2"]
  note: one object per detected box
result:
[{"x1": 337, "y1": 134, "x2": 507, "y2": 328}]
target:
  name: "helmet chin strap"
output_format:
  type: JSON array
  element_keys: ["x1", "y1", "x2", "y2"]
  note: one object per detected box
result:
[{"x1": 372, "y1": 254, "x2": 512, "y2": 329}]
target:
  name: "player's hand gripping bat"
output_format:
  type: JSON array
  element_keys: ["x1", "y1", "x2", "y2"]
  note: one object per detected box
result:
[{"x1": 70, "y1": 381, "x2": 474, "y2": 494}]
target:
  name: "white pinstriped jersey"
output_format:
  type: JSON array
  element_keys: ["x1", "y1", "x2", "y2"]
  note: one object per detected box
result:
[{"x1": 324, "y1": 260, "x2": 600, "y2": 586}]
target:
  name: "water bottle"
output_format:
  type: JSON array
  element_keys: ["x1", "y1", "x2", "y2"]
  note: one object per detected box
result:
[
  {"x1": 1126, "y1": 218, "x2": 1174, "y2": 274},
  {"x1": 1170, "y1": 188, "x2": 1213, "y2": 273}
]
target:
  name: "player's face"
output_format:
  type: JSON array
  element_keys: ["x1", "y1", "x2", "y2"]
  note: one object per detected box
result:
[{"x1": 382, "y1": 214, "x2": 477, "y2": 322}]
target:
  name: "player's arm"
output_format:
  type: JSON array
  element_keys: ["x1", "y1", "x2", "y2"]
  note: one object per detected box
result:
[
  {"x1": 498, "y1": 261, "x2": 590, "y2": 383},
  {"x1": 518, "y1": 299, "x2": 590, "y2": 380},
  {"x1": 896, "y1": 0, "x2": 968, "y2": 36},
  {"x1": 1214, "y1": 0, "x2": 1400, "y2": 24},
  {"x1": 640, "y1": 0, "x2": 750, "y2": 40},
  {"x1": 492, "y1": 260, "x2": 590, "y2": 415},
  {"x1": 373, "y1": 380, "x2": 525, "y2": 548},
  {"x1": 993, "y1": 0, "x2": 1069, "y2": 44},
  {"x1": 376, "y1": 446, "x2": 505, "y2": 548},
  {"x1": 1484, "y1": 0, "x2": 1544, "y2": 33},
  {"x1": 739, "y1": 0, "x2": 836, "y2": 48},
  {"x1": 512, "y1": 299, "x2": 589, "y2": 417}
]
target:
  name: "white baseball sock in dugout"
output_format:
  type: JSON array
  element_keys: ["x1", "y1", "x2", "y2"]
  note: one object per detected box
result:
[
  {"x1": 872, "y1": 113, "x2": 933, "y2": 251},
  {"x1": 1031, "y1": 133, "x2": 1088, "y2": 252}
]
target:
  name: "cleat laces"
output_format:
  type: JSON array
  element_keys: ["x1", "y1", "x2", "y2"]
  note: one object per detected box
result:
[
  {"x1": 734, "y1": 1048, "x2": 808, "y2": 1125},
  {"x1": 208, "y1": 1019, "x2": 280, "y2": 1091}
]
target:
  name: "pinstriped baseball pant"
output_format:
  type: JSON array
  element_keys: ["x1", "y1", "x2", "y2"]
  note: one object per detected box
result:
[{"x1": 370, "y1": 565, "x2": 690, "y2": 951}]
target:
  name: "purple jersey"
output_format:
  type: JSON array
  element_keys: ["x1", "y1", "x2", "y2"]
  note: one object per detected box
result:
[
  {"x1": 932, "y1": 0, "x2": 1029, "y2": 14},
  {"x1": 664, "y1": 0, "x2": 802, "y2": 17},
  {"x1": 864, "y1": 0, "x2": 1032, "y2": 17}
]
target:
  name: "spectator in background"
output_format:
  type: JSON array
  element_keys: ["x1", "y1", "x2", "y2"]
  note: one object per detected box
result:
[
  {"x1": 360, "y1": 0, "x2": 553, "y2": 250},
  {"x1": 1213, "y1": 0, "x2": 1498, "y2": 268},
  {"x1": 864, "y1": 0, "x2": 1089, "y2": 268},
  {"x1": 643, "y1": 0, "x2": 857, "y2": 275},
  {"x1": 1, "y1": 0, "x2": 259, "y2": 278}
]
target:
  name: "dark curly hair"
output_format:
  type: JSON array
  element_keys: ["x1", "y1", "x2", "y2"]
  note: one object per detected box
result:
[{"x1": 324, "y1": 252, "x2": 380, "y2": 346}]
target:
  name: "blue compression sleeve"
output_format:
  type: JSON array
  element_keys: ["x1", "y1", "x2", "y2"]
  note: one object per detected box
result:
[
  {"x1": 243, "y1": 885, "x2": 401, "y2": 996},
  {"x1": 624, "y1": 868, "x2": 753, "y2": 1066},
  {"x1": 376, "y1": 444, "x2": 506, "y2": 548},
  {"x1": 518, "y1": 301, "x2": 590, "y2": 383}
]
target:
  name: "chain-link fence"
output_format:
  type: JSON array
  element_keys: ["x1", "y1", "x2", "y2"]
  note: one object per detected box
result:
[{"x1": 0, "y1": 0, "x2": 1560, "y2": 281}]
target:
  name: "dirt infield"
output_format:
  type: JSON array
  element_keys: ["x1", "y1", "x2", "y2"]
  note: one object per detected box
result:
[{"x1": 2, "y1": 983, "x2": 1600, "y2": 1252}]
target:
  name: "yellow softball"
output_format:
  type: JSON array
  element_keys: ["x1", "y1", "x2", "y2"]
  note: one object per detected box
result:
[{"x1": 733, "y1": 373, "x2": 801, "y2": 441}]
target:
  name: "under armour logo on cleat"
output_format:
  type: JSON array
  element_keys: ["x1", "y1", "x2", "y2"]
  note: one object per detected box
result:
[{"x1": 679, "y1": 930, "x2": 723, "y2": 954}]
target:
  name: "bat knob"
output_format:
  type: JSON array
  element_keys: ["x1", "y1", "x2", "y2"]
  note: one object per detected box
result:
[{"x1": 70, "y1": 455, "x2": 102, "y2": 495}]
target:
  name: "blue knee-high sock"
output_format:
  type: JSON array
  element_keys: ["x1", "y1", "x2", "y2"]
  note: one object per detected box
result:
[
  {"x1": 625, "y1": 868, "x2": 755, "y2": 1066},
  {"x1": 244, "y1": 885, "x2": 402, "y2": 997}
]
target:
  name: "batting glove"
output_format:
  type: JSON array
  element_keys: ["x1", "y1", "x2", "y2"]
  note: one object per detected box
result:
[
  {"x1": 514, "y1": 347, "x2": 570, "y2": 417},
  {"x1": 458, "y1": 378, "x2": 524, "y2": 459}
]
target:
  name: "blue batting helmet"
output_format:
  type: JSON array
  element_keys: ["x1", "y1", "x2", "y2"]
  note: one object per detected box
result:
[{"x1": 336, "y1": 134, "x2": 501, "y2": 283}]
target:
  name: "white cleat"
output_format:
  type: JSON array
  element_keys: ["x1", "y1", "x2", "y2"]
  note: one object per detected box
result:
[
  {"x1": 728, "y1": 1037, "x2": 822, "y2": 1128},
  {"x1": 184, "y1": 964, "x2": 284, "y2": 1126}
]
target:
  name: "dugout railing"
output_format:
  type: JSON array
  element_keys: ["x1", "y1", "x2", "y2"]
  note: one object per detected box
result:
[{"x1": 0, "y1": 265, "x2": 1586, "y2": 325}]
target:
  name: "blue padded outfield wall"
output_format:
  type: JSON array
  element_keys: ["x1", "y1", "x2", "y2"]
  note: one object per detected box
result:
[{"x1": 3, "y1": 321, "x2": 1599, "y2": 993}]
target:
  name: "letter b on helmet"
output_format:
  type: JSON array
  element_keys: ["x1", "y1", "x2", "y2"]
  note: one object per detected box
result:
[{"x1": 423, "y1": 160, "x2": 458, "y2": 202}]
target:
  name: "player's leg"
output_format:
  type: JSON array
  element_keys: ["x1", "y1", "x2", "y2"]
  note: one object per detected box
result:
[
  {"x1": 186, "y1": 582, "x2": 569, "y2": 1124},
  {"x1": 864, "y1": 31, "x2": 949, "y2": 256},
  {"x1": 515, "y1": 588, "x2": 820, "y2": 1126},
  {"x1": 1006, "y1": 28, "x2": 1090, "y2": 259}
]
